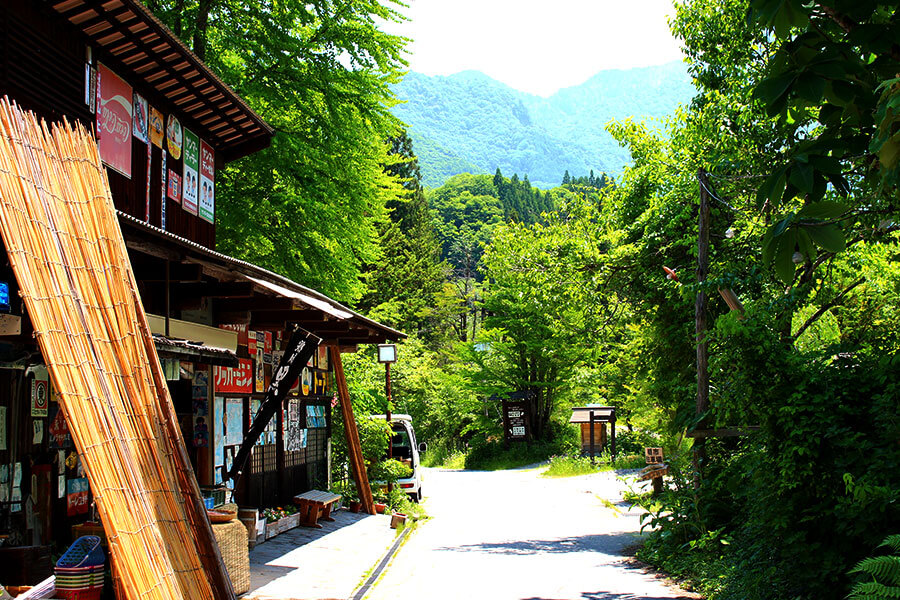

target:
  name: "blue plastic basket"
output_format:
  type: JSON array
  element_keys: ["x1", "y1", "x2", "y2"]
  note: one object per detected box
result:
[{"x1": 57, "y1": 536, "x2": 105, "y2": 569}]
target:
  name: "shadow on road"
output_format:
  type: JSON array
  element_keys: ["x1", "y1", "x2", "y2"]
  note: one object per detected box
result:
[
  {"x1": 436, "y1": 532, "x2": 637, "y2": 555},
  {"x1": 520, "y1": 593, "x2": 693, "y2": 600}
]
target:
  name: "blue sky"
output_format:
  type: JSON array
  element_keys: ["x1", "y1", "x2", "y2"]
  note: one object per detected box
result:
[{"x1": 384, "y1": 0, "x2": 684, "y2": 97}]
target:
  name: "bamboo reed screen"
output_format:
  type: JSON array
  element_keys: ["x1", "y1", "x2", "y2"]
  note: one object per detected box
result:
[{"x1": 0, "y1": 99, "x2": 234, "y2": 600}]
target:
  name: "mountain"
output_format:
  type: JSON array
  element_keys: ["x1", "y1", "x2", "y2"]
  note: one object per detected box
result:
[{"x1": 392, "y1": 62, "x2": 695, "y2": 189}]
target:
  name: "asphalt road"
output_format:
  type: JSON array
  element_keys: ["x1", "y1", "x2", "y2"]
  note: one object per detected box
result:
[{"x1": 365, "y1": 466, "x2": 698, "y2": 600}]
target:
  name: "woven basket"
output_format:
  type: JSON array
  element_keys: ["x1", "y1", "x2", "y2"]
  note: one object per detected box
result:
[{"x1": 212, "y1": 519, "x2": 250, "y2": 595}]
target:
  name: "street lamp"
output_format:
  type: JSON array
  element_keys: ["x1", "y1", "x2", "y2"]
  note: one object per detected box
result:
[{"x1": 377, "y1": 344, "x2": 397, "y2": 492}]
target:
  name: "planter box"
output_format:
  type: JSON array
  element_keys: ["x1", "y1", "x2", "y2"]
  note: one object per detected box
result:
[{"x1": 265, "y1": 514, "x2": 300, "y2": 539}]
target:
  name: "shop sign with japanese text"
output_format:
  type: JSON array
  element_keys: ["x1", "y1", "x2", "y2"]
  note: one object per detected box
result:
[
  {"x1": 214, "y1": 359, "x2": 254, "y2": 394},
  {"x1": 96, "y1": 64, "x2": 132, "y2": 178}
]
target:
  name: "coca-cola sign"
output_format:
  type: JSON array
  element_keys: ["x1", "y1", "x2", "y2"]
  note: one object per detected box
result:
[{"x1": 97, "y1": 64, "x2": 132, "y2": 178}]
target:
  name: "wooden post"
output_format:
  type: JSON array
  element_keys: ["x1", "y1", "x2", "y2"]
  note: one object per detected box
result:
[
  {"x1": 331, "y1": 346, "x2": 375, "y2": 515},
  {"x1": 610, "y1": 415, "x2": 616, "y2": 462},
  {"x1": 589, "y1": 411, "x2": 595, "y2": 464},
  {"x1": 694, "y1": 168, "x2": 711, "y2": 490}
]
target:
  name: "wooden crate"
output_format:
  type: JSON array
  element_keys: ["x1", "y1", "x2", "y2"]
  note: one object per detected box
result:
[{"x1": 265, "y1": 514, "x2": 299, "y2": 539}]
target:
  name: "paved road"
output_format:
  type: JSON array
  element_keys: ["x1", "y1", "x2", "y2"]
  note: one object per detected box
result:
[{"x1": 365, "y1": 466, "x2": 698, "y2": 600}]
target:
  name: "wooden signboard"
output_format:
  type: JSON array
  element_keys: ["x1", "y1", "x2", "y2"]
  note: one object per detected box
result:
[{"x1": 502, "y1": 399, "x2": 529, "y2": 443}]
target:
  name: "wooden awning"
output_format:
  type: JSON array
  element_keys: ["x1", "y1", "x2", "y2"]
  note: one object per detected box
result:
[
  {"x1": 569, "y1": 406, "x2": 616, "y2": 423},
  {"x1": 46, "y1": 0, "x2": 273, "y2": 162},
  {"x1": 118, "y1": 212, "x2": 406, "y2": 346}
]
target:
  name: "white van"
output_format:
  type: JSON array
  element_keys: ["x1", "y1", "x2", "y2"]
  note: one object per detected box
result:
[{"x1": 371, "y1": 414, "x2": 426, "y2": 502}]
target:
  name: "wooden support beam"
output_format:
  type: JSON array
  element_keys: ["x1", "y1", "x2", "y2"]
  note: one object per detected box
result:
[
  {"x1": 331, "y1": 346, "x2": 375, "y2": 515},
  {"x1": 178, "y1": 281, "x2": 255, "y2": 298},
  {"x1": 135, "y1": 263, "x2": 203, "y2": 283},
  {"x1": 213, "y1": 297, "x2": 297, "y2": 312},
  {"x1": 249, "y1": 311, "x2": 343, "y2": 330}
]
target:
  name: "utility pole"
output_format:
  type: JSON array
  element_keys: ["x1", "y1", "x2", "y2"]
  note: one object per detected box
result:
[{"x1": 694, "y1": 168, "x2": 711, "y2": 490}]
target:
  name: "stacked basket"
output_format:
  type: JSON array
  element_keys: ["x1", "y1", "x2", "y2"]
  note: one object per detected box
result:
[{"x1": 55, "y1": 536, "x2": 106, "y2": 600}]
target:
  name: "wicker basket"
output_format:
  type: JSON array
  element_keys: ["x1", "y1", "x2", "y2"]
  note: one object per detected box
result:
[{"x1": 212, "y1": 519, "x2": 250, "y2": 595}]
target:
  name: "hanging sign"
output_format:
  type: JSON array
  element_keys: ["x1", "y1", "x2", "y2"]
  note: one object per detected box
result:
[
  {"x1": 166, "y1": 114, "x2": 182, "y2": 160},
  {"x1": 213, "y1": 359, "x2": 253, "y2": 394},
  {"x1": 132, "y1": 93, "x2": 149, "y2": 144},
  {"x1": 167, "y1": 169, "x2": 182, "y2": 202},
  {"x1": 96, "y1": 64, "x2": 132, "y2": 178},
  {"x1": 199, "y1": 140, "x2": 215, "y2": 223},
  {"x1": 182, "y1": 129, "x2": 200, "y2": 215},
  {"x1": 31, "y1": 376, "x2": 48, "y2": 417},
  {"x1": 226, "y1": 328, "x2": 320, "y2": 482},
  {"x1": 149, "y1": 107, "x2": 164, "y2": 148}
]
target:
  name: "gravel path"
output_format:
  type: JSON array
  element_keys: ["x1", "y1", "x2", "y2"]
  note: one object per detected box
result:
[{"x1": 364, "y1": 465, "x2": 699, "y2": 600}]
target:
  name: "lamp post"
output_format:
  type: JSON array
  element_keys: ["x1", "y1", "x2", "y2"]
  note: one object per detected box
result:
[{"x1": 377, "y1": 344, "x2": 397, "y2": 491}]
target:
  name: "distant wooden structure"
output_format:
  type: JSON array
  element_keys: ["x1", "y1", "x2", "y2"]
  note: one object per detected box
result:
[{"x1": 569, "y1": 406, "x2": 616, "y2": 461}]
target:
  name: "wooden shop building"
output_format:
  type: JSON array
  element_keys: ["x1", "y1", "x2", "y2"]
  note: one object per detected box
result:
[{"x1": 0, "y1": 0, "x2": 400, "y2": 581}]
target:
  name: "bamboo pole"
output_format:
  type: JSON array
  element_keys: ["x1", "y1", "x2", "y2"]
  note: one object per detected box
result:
[{"x1": 0, "y1": 99, "x2": 230, "y2": 600}]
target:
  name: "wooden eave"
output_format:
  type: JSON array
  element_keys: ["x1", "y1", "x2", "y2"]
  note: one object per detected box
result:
[
  {"x1": 46, "y1": 0, "x2": 273, "y2": 162},
  {"x1": 119, "y1": 212, "x2": 406, "y2": 346}
]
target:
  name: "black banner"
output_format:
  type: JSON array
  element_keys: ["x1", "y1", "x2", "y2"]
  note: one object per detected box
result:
[{"x1": 225, "y1": 326, "x2": 320, "y2": 482}]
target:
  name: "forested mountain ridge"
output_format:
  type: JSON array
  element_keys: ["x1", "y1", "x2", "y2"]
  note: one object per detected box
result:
[{"x1": 392, "y1": 61, "x2": 695, "y2": 188}]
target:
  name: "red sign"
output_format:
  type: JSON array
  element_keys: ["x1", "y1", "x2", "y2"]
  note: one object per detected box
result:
[
  {"x1": 97, "y1": 64, "x2": 132, "y2": 178},
  {"x1": 167, "y1": 170, "x2": 182, "y2": 202},
  {"x1": 214, "y1": 359, "x2": 254, "y2": 394},
  {"x1": 219, "y1": 324, "x2": 249, "y2": 346}
]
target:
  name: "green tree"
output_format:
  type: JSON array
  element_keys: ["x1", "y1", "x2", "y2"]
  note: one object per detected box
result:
[
  {"x1": 145, "y1": 0, "x2": 409, "y2": 301},
  {"x1": 358, "y1": 132, "x2": 450, "y2": 340}
]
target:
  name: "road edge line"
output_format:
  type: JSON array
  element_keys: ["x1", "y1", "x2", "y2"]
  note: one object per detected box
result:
[{"x1": 349, "y1": 525, "x2": 412, "y2": 600}]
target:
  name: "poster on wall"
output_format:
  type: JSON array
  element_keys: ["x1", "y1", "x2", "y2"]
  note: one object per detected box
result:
[
  {"x1": 166, "y1": 170, "x2": 182, "y2": 202},
  {"x1": 182, "y1": 129, "x2": 200, "y2": 215},
  {"x1": 31, "y1": 376, "x2": 48, "y2": 417},
  {"x1": 225, "y1": 398, "x2": 243, "y2": 446},
  {"x1": 66, "y1": 478, "x2": 89, "y2": 516},
  {"x1": 149, "y1": 107, "x2": 164, "y2": 148},
  {"x1": 132, "y1": 93, "x2": 149, "y2": 143},
  {"x1": 301, "y1": 367, "x2": 311, "y2": 396},
  {"x1": 284, "y1": 398, "x2": 302, "y2": 452},
  {"x1": 166, "y1": 114, "x2": 182, "y2": 160},
  {"x1": 306, "y1": 405, "x2": 326, "y2": 428},
  {"x1": 213, "y1": 359, "x2": 253, "y2": 394},
  {"x1": 213, "y1": 396, "x2": 224, "y2": 467},
  {"x1": 250, "y1": 399, "x2": 262, "y2": 444},
  {"x1": 199, "y1": 140, "x2": 215, "y2": 223},
  {"x1": 96, "y1": 64, "x2": 132, "y2": 178},
  {"x1": 254, "y1": 331, "x2": 265, "y2": 393},
  {"x1": 192, "y1": 370, "x2": 209, "y2": 448},
  {"x1": 317, "y1": 345, "x2": 329, "y2": 371},
  {"x1": 48, "y1": 405, "x2": 71, "y2": 449}
]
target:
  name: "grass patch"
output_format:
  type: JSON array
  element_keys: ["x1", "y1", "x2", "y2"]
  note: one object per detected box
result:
[
  {"x1": 421, "y1": 444, "x2": 466, "y2": 469},
  {"x1": 541, "y1": 453, "x2": 648, "y2": 477},
  {"x1": 542, "y1": 455, "x2": 599, "y2": 477}
]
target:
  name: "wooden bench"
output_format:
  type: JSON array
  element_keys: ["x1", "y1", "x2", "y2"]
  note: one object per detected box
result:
[
  {"x1": 292, "y1": 490, "x2": 342, "y2": 529},
  {"x1": 637, "y1": 447, "x2": 668, "y2": 495}
]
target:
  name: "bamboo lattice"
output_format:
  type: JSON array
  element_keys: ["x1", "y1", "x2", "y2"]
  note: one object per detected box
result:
[{"x1": 0, "y1": 99, "x2": 234, "y2": 600}]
